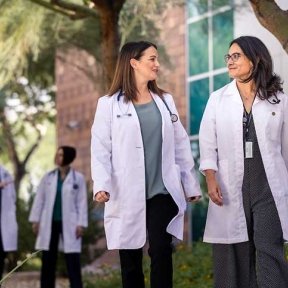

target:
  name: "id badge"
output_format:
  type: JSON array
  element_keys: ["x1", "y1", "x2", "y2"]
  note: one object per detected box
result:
[{"x1": 245, "y1": 141, "x2": 253, "y2": 158}]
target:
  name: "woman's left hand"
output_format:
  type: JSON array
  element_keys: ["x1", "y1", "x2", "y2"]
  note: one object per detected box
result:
[
  {"x1": 0, "y1": 180, "x2": 12, "y2": 188},
  {"x1": 187, "y1": 196, "x2": 201, "y2": 203},
  {"x1": 76, "y1": 226, "x2": 84, "y2": 239}
]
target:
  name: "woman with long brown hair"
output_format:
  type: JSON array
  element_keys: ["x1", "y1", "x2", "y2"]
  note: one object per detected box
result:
[
  {"x1": 200, "y1": 36, "x2": 288, "y2": 287},
  {"x1": 91, "y1": 41, "x2": 201, "y2": 288}
]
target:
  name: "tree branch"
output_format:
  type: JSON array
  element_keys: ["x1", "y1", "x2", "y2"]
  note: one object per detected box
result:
[
  {"x1": 22, "y1": 132, "x2": 42, "y2": 168},
  {"x1": 29, "y1": 0, "x2": 99, "y2": 19},
  {"x1": 29, "y1": 0, "x2": 76, "y2": 18},
  {"x1": 249, "y1": 0, "x2": 288, "y2": 53},
  {"x1": 51, "y1": 0, "x2": 99, "y2": 18}
]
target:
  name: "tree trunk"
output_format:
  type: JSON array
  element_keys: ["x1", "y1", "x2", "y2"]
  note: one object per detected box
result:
[
  {"x1": 93, "y1": 0, "x2": 126, "y2": 90},
  {"x1": 0, "y1": 108, "x2": 42, "y2": 195},
  {"x1": 249, "y1": 0, "x2": 288, "y2": 54}
]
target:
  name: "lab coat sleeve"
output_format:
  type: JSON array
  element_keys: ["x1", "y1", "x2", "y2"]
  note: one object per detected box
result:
[
  {"x1": 4, "y1": 170, "x2": 16, "y2": 203},
  {"x1": 167, "y1": 94, "x2": 202, "y2": 199},
  {"x1": 76, "y1": 174, "x2": 88, "y2": 227},
  {"x1": 91, "y1": 96, "x2": 112, "y2": 198},
  {"x1": 199, "y1": 92, "x2": 218, "y2": 174},
  {"x1": 281, "y1": 94, "x2": 288, "y2": 171},
  {"x1": 28, "y1": 174, "x2": 46, "y2": 222}
]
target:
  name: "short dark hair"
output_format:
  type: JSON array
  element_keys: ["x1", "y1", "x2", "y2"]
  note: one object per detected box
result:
[
  {"x1": 230, "y1": 36, "x2": 283, "y2": 100},
  {"x1": 108, "y1": 41, "x2": 165, "y2": 101},
  {"x1": 58, "y1": 146, "x2": 76, "y2": 166}
]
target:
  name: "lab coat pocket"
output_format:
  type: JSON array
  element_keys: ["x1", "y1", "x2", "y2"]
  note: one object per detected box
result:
[
  {"x1": 217, "y1": 159, "x2": 229, "y2": 193},
  {"x1": 104, "y1": 200, "x2": 121, "y2": 219},
  {"x1": 267, "y1": 110, "x2": 283, "y2": 142}
]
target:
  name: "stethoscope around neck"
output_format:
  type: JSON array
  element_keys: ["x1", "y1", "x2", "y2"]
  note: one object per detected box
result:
[
  {"x1": 51, "y1": 168, "x2": 79, "y2": 190},
  {"x1": 116, "y1": 90, "x2": 178, "y2": 123}
]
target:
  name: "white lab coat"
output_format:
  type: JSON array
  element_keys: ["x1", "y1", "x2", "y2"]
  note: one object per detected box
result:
[
  {"x1": 29, "y1": 169, "x2": 88, "y2": 252},
  {"x1": 199, "y1": 79, "x2": 288, "y2": 244},
  {"x1": 91, "y1": 91, "x2": 201, "y2": 250},
  {"x1": 0, "y1": 165, "x2": 17, "y2": 251}
]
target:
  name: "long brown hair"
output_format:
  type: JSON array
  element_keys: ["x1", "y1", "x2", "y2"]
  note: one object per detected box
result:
[
  {"x1": 108, "y1": 41, "x2": 165, "y2": 102},
  {"x1": 230, "y1": 36, "x2": 283, "y2": 100}
]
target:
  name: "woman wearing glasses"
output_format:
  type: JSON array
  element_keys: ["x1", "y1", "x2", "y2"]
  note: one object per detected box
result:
[
  {"x1": 199, "y1": 36, "x2": 288, "y2": 287},
  {"x1": 91, "y1": 41, "x2": 201, "y2": 288}
]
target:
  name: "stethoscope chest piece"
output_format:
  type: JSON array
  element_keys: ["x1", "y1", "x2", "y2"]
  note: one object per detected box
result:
[
  {"x1": 73, "y1": 184, "x2": 79, "y2": 190},
  {"x1": 170, "y1": 113, "x2": 178, "y2": 123}
]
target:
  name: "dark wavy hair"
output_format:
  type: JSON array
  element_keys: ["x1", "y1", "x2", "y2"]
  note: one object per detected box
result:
[
  {"x1": 108, "y1": 41, "x2": 165, "y2": 102},
  {"x1": 230, "y1": 36, "x2": 283, "y2": 100}
]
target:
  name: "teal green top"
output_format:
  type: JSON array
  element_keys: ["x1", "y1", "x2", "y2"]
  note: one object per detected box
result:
[
  {"x1": 134, "y1": 100, "x2": 168, "y2": 199},
  {"x1": 52, "y1": 170, "x2": 64, "y2": 221}
]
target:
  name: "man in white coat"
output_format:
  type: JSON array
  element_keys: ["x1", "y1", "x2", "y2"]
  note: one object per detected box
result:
[
  {"x1": 0, "y1": 165, "x2": 17, "y2": 280},
  {"x1": 29, "y1": 146, "x2": 88, "y2": 288}
]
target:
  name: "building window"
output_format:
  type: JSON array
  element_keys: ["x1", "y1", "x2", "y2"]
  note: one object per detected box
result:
[
  {"x1": 188, "y1": 0, "x2": 208, "y2": 18},
  {"x1": 188, "y1": 19, "x2": 209, "y2": 76},
  {"x1": 189, "y1": 78, "x2": 209, "y2": 136},
  {"x1": 187, "y1": 0, "x2": 233, "y2": 135}
]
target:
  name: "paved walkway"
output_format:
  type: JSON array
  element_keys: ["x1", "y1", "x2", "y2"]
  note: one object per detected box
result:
[
  {"x1": 1, "y1": 249, "x2": 120, "y2": 287},
  {"x1": 1, "y1": 272, "x2": 69, "y2": 288}
]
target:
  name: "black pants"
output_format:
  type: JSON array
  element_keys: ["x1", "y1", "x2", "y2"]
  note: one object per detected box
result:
[
  {"x1": 0, "y1": 230, "x2": 6, "y2": 284},
  {"x1": 41, "y1": 221, "x2": 83, "y2": 288},
  {"x1": 119, "y1": 194, "x2": 178, "y2": 288}
]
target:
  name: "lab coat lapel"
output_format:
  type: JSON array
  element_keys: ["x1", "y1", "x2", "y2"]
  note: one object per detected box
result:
[
  {"x1": 117, "y1": 93, "x2": 141, "y2": 131},
  {"x1": 225, "y1": 79, "x2": 243, "y2": 105}
]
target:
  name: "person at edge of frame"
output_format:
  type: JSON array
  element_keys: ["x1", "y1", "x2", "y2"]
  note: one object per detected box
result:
[
  {"x1": 0, "y1": 164, "x2": 17, "y2": 284},
  {"x1": 199, "y1": 35, "x2": 288, "y2": 288}
]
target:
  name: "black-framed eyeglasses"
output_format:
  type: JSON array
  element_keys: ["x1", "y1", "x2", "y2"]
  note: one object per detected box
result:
[{"x1": 224, "y1": 52, "x2": 242, "y2": 63}]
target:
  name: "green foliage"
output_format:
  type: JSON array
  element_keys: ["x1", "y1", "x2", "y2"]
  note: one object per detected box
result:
[
  {"x1": 82, "y1": 242, "x2": 213, "y2": 288},
  {"x1": 173, "y1": 243, "x2": 213, "y2": 287},
  {"x1": 17, "y1": 197, "x2": 36, "y2": 258},
  {"x1": 0, "y1": 77, "x2": 56, "y2": 186},
  {"x1": 0, "y1": 0, "x2": 101, "y2": 89},
  {"x1": 83, "y1": 270, "x2": 122, "y2": 288},
  {"x1": 0, "y1": 0, "x2": 182, "y2": 89},
  {"x1": 0, "y1": 0, "x2": 47, "y2": 87}
]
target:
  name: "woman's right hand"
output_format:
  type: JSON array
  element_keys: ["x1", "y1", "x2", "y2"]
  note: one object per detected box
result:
[
  {"x1": 32, "y1": 222, "x2": 40, "y2": 235},
  {"x1": 205, "y1": 170, "x2": 223, "y2": 206},
  {"x1": 95, "y1": 191, "x2": 110, "y2": 203}
]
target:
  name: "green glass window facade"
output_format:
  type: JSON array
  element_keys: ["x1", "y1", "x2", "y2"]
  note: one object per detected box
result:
[
  {"x1": 213, "y1": 0, "x2": 231, "y2": 10},
  {"x1": 187, "y1": 0, "x2": 234, "y2": 135},
  {"x1": 189, "y1": 19, "x2": 209, "y2": 76},
  {"x1": 189, "y1": 78, "x2": 209, "y2": 135},
  {"x1": 213, "y1": 73, "x2": 230, "y2": 91},
  {"x1": 187, "y1": 0, "x2": 208, "y2": 18},
  {"x1": 213, "y1": 10, "x2": 234, "y2": 70}
]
